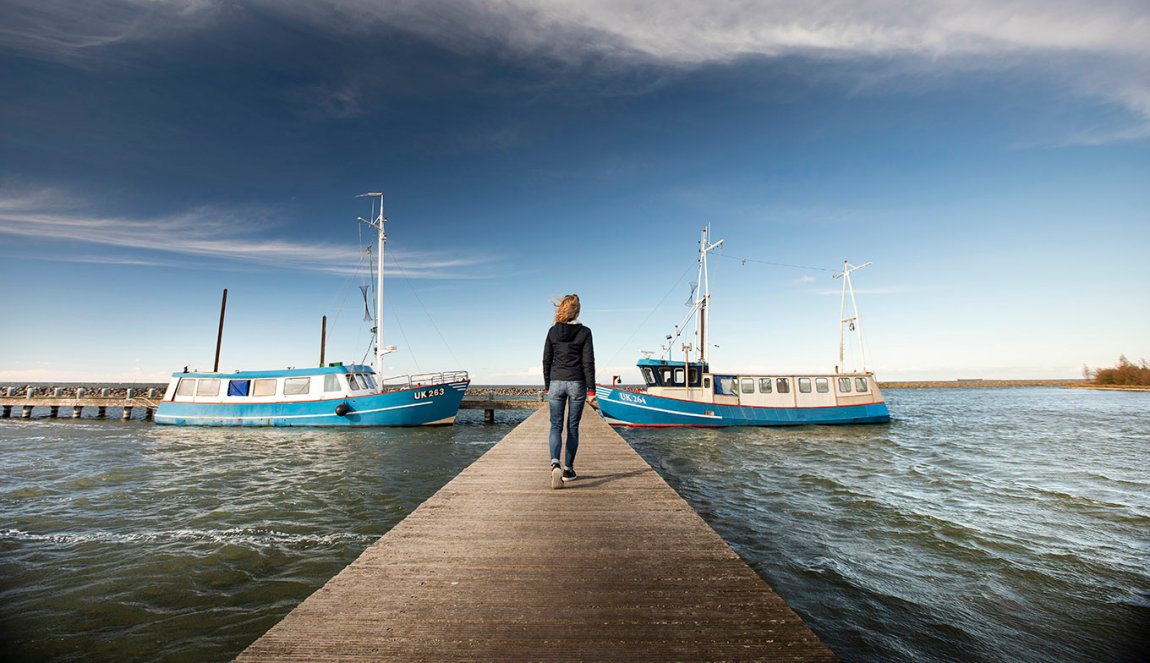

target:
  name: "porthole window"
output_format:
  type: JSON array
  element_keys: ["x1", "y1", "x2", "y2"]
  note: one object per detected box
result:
[
  {"x1": 798, "y1": 378, "x2": 812, "y2": 393},
  {"x1": 776, "y1": 377, "x2": 790, "y2": 394},
  {"x1": 816, "y1": 378, "x2": 829, "y2": 393},
  {"x1": 740, "y1": 377, "x2": 755, "y2": 393},
  {"x1": 759, "y1": 378, "x2": 773, "y2": 393}
]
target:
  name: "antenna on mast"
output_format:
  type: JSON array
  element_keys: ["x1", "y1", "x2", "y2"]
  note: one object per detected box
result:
[{"x1": 833, "y1": 260, "x2": 872, "y2": 372}]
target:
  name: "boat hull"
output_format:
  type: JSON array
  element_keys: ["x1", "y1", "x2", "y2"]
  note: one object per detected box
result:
[
  {"x1": 594, "y1": 385, "x2": 890, "y2": 427},
  {"x1": 155, "y1": 380, "x2": 469, "y2": 426}
]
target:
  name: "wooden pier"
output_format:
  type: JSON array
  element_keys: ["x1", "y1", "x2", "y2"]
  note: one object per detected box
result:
[
  {"x1": 237, "y1": 407, "x2": 837, "y2": 662},
  {"x1": 0, "y1": 388, "x2": 160, "y2": 420}
]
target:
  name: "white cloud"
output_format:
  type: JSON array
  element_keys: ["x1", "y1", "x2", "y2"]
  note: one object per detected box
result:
[
  {"x1": 0, "y1": 186, "x2": 496, "y2": 279},
  {"x1": 3, "y1": 1, "x2": 1148, "y2": 141}
]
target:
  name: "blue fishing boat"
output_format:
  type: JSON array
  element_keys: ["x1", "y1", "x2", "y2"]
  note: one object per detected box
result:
[
  {"x1": 595, "y1": 227, "x2": 890, "y2": 427},
  {"x1": 155, "y1": 193, "x2": 469, "y2": 427}
]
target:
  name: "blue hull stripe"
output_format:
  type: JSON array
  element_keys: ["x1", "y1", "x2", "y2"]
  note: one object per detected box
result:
[
  {"x1": 155, "y1": 381, "x2": 468, "y2": 427},
  {"x1": 595, "y1": 386, "x2": 890, "y2": 427},
  {"x1": 155, "y1": 401, "x2": 429, "y2": 422},
  {"x1": 606, "y1": 399, "x2": 722, "y2": 420}
]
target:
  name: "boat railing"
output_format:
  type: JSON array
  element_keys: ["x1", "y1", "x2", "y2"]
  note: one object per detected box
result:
[{"x1": 380, "y1": 370, "x2": 470, "y2": 390}]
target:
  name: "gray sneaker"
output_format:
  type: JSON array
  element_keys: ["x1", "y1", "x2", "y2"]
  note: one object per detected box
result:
[{"x1": 550, "y1": 462, "x2": 563, "y2": 490}]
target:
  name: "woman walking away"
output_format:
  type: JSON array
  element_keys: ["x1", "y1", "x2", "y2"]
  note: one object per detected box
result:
[{"x1": 543, "y1": 294, "x2": 596, "y2": 489}]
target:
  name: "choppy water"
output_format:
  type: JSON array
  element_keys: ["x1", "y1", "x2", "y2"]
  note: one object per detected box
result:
[
  {"x1": 1, "y1": 389, "x2": 1147, "y2": 662},
  {"x1": 623, "y1": 388, "x2": 1150, "y2": 662}
]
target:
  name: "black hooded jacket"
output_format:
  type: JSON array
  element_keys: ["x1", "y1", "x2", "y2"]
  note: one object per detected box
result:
[{"x1": 542, "y1": 322, "x2": 595, "y2": 391}]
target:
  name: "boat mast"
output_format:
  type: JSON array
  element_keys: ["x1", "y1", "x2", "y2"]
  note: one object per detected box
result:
[
  {"x1": 695, "y1": 226, "x2": 723, "y2": 365},
  {"x1": 834, "y1": 260, "x2": 871, "y2": 373},
  {"x1": 357, "y1": 192, "x2": 386, "y2": 378}
]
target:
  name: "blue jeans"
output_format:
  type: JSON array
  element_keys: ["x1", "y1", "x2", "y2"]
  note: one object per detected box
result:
[{"x1": 548, "y1": 380, "x2": 586, "y2": 469}]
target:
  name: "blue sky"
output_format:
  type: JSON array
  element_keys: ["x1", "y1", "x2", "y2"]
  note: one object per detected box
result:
[{"x1": 2, "y1": 0, "x2": 1148, "y2": 384}]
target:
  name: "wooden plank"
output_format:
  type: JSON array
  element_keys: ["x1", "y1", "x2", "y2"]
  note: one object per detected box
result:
[{"x1": 237, "y1": 407, "x2": 838, "y2": 662}]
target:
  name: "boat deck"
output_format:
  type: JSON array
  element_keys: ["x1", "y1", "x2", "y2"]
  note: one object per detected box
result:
[{"x1": 237, "y1": 407, "x2": 837, "y2": 661}]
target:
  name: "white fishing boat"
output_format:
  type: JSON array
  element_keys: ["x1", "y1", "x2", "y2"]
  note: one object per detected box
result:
[
  {"x1": 155, "y1": 193, "x2": 469, "y2": 426},
  {"x1": 595, "y1": 227, "x2": 890, "y2": 427}
]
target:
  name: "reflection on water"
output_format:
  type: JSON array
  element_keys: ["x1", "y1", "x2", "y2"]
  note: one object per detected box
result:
[{"x1": 2, "y1": 391, "x2": 1149, "y2": 662}]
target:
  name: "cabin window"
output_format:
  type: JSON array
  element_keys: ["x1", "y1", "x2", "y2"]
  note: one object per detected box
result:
[
  {"x1": 641, "y1": 367, "x2": 656, "y2": 386},
  {"x1": 855, "y1": 377, "x2": 869, "y2": 392},
  {"x1": 688, "y1": 368, "x2": 699, "y2": 384},
  {"x1": 816, "y1": 378, "x2": 830, "y2": 393},
  {"x1": 674, "y1": 368, "x2": 685, "y2": 385},
  {"x1": 360, "y1": 374, "x2": 377, "y2": 390},
  {"x1": 228, "y1": 379, "x2": 250, "y2": 397},
  {"x1": 776, "y1": 378, "x2": 790, "y2": 394},
  {"x1": 740, "y1": 378, "x2": 755, "y2": 394},
  {"x1": 196, "y1": 378, "x2": 220, "y2": 397},
  {"x1": 838, "y1": 377, "x2": 852, "y2": 393},
  {"x1": 176, "y1": 379, "x2": 195, "y2": 397},
  {"x1": 714, "y1": 376, "x2": 738, "y2": 396},
  {"x1": 798, "y1": 378, "x2": 812, "y2": 393},
  {"x1": 252, "y1": 378, "x2": 277, "y2": 396},
  {"x1": 324, "y1": 374, "x2": 341, "y2": 392},
  {"x1": 759, "y1": 378, "x2": 773, "y2": 393},
  {"x1": 703, "y1": 377, "x2": 711, "y2": 388},
  {"x1": 284, "y1": 377, "x2": 311, "y2": 395},
  {"x1": 661, "y1": 369, "x2": 672, "y2": 384},
  {"x1": 347, "y1": 374, "x2": 362, "y2": 390}
]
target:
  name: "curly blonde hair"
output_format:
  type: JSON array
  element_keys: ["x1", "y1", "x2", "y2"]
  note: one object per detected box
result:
[{"x1": 554, "y1": 294, "x2": 580, "y2": 323}]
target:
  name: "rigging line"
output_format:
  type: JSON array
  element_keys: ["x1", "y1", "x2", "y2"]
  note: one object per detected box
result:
[
  {"x1": 606, "y1": 264, "x2": 693, "y2": 367},
  {"x1": 394, "y1": 266, "x2": 463, "y2": 368},
  {"x1": 329, "y1": 246, "x2": 373, "y2": 331},
  {"x1": 387, "y1": 303, "x2": 423, "y2": 376},
  {"x1": 716, "y1": 253, "x2": 835, "y2": 272}
]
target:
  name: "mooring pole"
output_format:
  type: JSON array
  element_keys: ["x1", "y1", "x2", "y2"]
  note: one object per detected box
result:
[
  {"x1": 213, "y1": 288, "x2": 228, "y2": 372},
  {"x1": 320, "y1": 315, "x2": 327, "y2": 367}
]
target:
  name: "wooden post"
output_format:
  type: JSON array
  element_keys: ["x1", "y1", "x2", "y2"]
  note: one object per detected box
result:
[
  {"x1": 144, "y1": 408, "x2": 155, "y2": 421},
  {"x1": 320, "y1": 315, "x2": 327, "y2": 367},
  {"x1": 72, "y1": 406, "x2": 83, "y2": 418},
  {"x1": 98, "y1": 407, "x2": 107, "y2": 418},
  {"x1": 484, "y1": 408, "x2": 495, "y2": 424},
  {"x1": 122, "y1": 407, "x2": 133, "y2": 420},
  {"x1": 50, "y1": 406, "x2": 60, "y2": 418},
  {"x1": 22, "y1": 405, "x2": 32, "y2": 418},
  {"x1": 214, "y1": 288, "x2": 228, "y2": 372},
  {"x1": 2, "y1": 405, "x2": 11, "y2": 418}
]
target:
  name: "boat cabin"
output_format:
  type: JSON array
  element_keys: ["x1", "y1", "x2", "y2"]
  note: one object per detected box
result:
[
  {"x1": 637, "y1": 358, "x2": 884, "y2": 409},
  {"x1": 162, "y1": 364, "x2": 379, "y2": 403}
]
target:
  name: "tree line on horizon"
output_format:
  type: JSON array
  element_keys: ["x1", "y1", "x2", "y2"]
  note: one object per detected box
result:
[{"x1": 1084, "y1": 355, "x2": 1150, "y2": 387}]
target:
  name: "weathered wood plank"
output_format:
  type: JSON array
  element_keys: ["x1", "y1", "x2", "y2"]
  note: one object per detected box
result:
[{"x1": 237, "y1": 407, "x2": 837, "y2": 662}]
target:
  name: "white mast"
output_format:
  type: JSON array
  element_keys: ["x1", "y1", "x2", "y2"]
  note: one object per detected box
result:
[
  {"x1": 357, "y1": 192, "x2": 386, "y2": 379},
  {"x1": 833, "y1": 259, "x2": 871, "y2": 373},
  {"x1": 695, "y1": 226, "x2": 723, "y2": 365}
]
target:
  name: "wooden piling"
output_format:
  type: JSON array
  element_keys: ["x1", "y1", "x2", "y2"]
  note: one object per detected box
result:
[{"x1": 237, "y1": 407, "x2": 837, "y2": 662}]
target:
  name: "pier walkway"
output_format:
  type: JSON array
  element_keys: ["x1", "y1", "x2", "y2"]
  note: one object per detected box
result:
[{"x1": 237, "y1": 407, "x2": 837, "y2": 662}]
